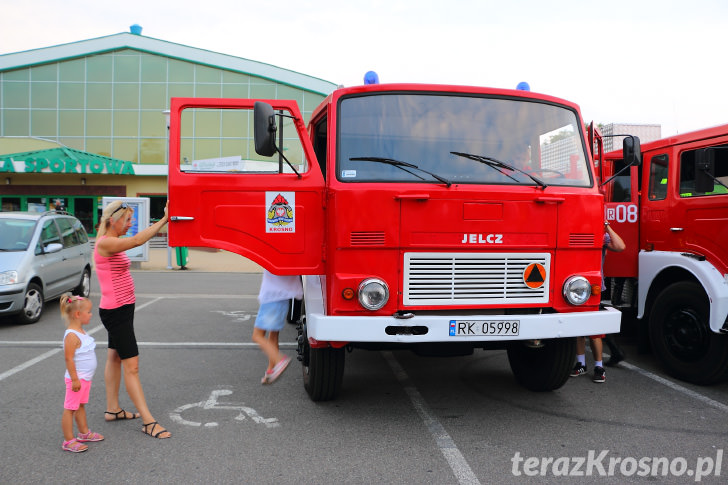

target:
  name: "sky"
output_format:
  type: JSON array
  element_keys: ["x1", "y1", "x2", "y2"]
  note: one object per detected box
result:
[{"x1": 2, "y1": 0, "x2": 727, "y2": 137}]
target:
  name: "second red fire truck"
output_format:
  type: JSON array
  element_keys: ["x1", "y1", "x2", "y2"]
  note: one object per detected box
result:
[
  {"x1": 596, "y1": 124, "x2": 728, "y2": 384},
  {"x1": 167, "y1": 83, "x2": 622, "y2": 400}
]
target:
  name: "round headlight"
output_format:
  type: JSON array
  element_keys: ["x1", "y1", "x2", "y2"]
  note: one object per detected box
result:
[
  {"x1": 358, "y1": 278, "x2": 389, "y2": 310},
  {"x1": 563, "y1": 276, "x2": 591, "y2": 305}
]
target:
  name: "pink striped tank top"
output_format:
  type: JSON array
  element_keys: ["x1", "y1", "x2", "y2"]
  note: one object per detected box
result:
[{"x1": 94, "y1": 236, "x2": 136, "y2": 309}]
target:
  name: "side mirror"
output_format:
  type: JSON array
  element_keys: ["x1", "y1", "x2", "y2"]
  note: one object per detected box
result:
[
  {"x1": 695, "y1": 148, "x2": 716, "y2": 193},
  {"x1": 623, "y1": 136, "x2": 641, "y2": 166},
  {"x1": 254, "y1": 101, "x2": 277, "y2": 157},
  {"x1": 44, "y1": 242, "x2": 63, "y2": 254}
]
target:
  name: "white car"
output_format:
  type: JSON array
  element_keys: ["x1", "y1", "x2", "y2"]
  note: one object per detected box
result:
[{"x1": 0, "y1": 211, "x2": 92, "y2": 324}]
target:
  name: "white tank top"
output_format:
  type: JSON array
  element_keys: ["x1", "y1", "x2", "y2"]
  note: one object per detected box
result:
[{"x1": 63, "y1": 329, "x2": 97, "y2": 381}]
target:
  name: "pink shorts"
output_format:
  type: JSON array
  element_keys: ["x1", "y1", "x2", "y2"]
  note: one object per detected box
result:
[{"x1": 64, "y1": 378, "x2": 92, "y2": 410}]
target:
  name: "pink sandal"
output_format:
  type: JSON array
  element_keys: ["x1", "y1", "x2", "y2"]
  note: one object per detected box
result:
[
  {"x1": 76, "y1": 430, "x2": 104, "y2": 442},
  {"x1": 266, "y1": 355, "x2": 292, "y2": 384},
  {"x1": 62, "y1": 438, "x2": 88, "y2": 453}
]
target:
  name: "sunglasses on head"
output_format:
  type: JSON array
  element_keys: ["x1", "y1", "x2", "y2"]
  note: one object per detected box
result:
[{"x1": 111, "y1": 202, "x2": 129, "y2": 216}]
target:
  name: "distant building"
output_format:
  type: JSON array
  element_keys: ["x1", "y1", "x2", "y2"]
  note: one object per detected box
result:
[
  {"x1": 0, "y1": 28, "x2": 337, "y2": 234},
  {"x1": 600, "y1": 123, "x2": 662, "y2": 152}
]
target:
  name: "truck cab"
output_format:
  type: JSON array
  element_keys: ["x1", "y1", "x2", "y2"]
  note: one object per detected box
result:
[
  {"x1": 599, "y1": 125, "x2": 728, "y2": 384},
  {"x1": 168, "y1": 84, "x2": 621, "y2": 400}
]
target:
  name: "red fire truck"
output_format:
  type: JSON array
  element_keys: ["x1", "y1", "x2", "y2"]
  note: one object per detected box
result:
[
  {"x1": 595, "y1": 124, "x2": 728, "y2": 384},
  {"x1": 167, "y1": 84, "x2": 622, "y2": 400}
]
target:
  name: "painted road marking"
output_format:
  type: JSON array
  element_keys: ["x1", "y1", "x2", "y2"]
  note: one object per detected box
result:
[
  {"x1": 382, "y1": 351, "x2": 481, "y2": 485},
  {"x1": 169, "y1": 389, "x2": 279, "y2": 428}
]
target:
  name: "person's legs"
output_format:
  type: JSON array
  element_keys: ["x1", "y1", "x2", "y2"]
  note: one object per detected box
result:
[
  {"x1": 74, "y1": 403, "x2": 89, "y2": 435},
  {"x1": 104, "y1": 348, "x2": 123, "y2": 415},
  {"x1": 62, "y1": 409, "x2": 76, "y2": 442},
  {"x1": 253, "y1": 328, "x2": 281, "y2": 371},
  {"x1": 121, "y1": 356, "x2": 171, "y2": 438},
  {"x1": 604, "y1": 334, "x2": 625, "y2": 366},
  {"x1": 590, "y1": 337, "x2": 606, "y2": 383}
]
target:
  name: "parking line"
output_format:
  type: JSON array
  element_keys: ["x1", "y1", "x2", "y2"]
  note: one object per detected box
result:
[
  {"x1": 0, "y1": 297, "x2": 163, "y2": 382},
  {"x1": 382, "y1": 351, "x2": 481, "y2": 485}
]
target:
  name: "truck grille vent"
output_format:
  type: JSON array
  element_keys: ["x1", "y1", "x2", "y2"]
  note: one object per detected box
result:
[
  {"x1": 403, "y1": 252, "x2": 550, "y2": 306},
  {"x1": 350, "y1": 231, "x2": 386, "y2": 246},
  {"x1": 569, "y1": 233, "x2": 594, "y2": 247}
]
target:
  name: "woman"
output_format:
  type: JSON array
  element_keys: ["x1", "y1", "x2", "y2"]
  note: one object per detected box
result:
[{"x1": 94, "y1": 200, "x2": 171, "y2": 439}]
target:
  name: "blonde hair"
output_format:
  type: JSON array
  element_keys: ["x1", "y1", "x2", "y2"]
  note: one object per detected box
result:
[
  {"x1": 96, "y1": 200, "x2": 132, "y2": 237},
  {"x1": 59, "y1": 293, "x2": 89, "y2": 327}
]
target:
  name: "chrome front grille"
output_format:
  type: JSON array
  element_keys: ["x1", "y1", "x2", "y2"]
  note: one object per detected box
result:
[{"x1": 403, "y1": 252, "x2": 550, "y2": 306}]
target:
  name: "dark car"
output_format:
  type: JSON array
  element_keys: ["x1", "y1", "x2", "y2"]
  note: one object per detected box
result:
[{"x1": 0, "y1": 211, "x2": 92, "y2": 324}]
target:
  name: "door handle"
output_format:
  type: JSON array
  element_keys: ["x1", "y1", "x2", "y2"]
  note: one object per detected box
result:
[
  {"x1": 670, "y1": 227, "x2": 684, "y2": 232},
  {"x1": 170, "y1": 216, "x2": 195, "y2": 221},
  {"x1": 394, "y1": 194, "x2": 430, "y2": 200}
]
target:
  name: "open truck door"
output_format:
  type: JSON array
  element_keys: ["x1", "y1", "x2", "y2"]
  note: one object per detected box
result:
[{"x1": 167, "y1": 98, "x2": 325, "y2": 275}]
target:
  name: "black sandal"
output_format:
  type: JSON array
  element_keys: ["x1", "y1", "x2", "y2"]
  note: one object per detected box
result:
[
  {"x1": 142, "y1": 421, "x2": 171, "y2": 439},
  {"x1": 105, "y1": 409, "x2": 140, "y2": 421}
]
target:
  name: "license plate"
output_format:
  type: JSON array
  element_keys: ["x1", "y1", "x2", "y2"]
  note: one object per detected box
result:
[{"x1": 449, "y1": 320, "x2": 520, "y2": 336}]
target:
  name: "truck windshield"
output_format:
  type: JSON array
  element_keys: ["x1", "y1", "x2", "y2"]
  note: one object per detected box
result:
[{"x1": 337, "y1": 93, "x2": 592, "y2": 187}]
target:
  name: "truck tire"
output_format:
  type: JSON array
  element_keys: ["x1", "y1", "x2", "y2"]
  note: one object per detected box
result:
[
  {"x1": 649, "y1": 281, "x2": 728, "y2": 384},
  {"x1": 507, "y1": 337, "x2": 575, "y2": 391},
  {"x1": 300, "y1": 323, "x2": 345, "y2": 401}
]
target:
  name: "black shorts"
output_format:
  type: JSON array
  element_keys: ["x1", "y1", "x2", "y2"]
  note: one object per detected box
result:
[{"x1": 99, "y1": 303, "x2": 138, "y2": 359}]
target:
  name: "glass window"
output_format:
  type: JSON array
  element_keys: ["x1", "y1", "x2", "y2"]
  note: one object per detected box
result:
[
  {"x1": 113, "y1": 138, "x2": 138, "y2": 162},
  {"x1": 3, "y1": 69, "x2": 30, "y2": 81},
  {"x1": 140, "y1": 138, "x2": 165, "y2": 163},
  {"x1": 679, "y1": 144, "x2": 728, "y2": 197},
  {"x1": 3, "y1": 110, "x2": 29, "y2": 136},
  {"x1": 73, "y1": 218, "x2": 89, "y2": 243},
  {"x1": 313, "y1": 116, "x2": 328, "y2": 178},
  {"x1": 86, "y1": 138, "x2": 111, "y2": 158},
  {"x1": 607, "y1": 158, "x2": 631, "y2": 202},
  {"x1": 31, "y1": 82, "x2": 57, "y2": 108},
  {"x1": 140, "y1": 111, "x2": 166, "y2": 137},
  {"x1": 2, "y1": 82, "x2": 29, "y2": 108},
  {"x1": 56, "y1": 217, "x2": 79, "y2": 247},
  {"x1": 40, "y1": 220, "x2": 62, "y2": 249},
  {"x1": 86, "y1": 111, "x2": 111, "y2": 136},
  {"x1": 222, "y1": 83, "x2": 248, "y2": 98},
  {"x1": 59, "y1": 83, "x2": 84, "y2": 108},
  {"x1": 222, "y1": 71, "x2": 250, "y2": 84},
  {"x1": 30, "y1": 64, "x2": 57, "y2": 82},
  {"x1": 168, "y1": 83, "x2": 195, "y2": 100},
  {"x1": 648, "y1": 154, "x2": 669, "y2": 200},
  {"x1": 31, "y1": 110, "x2": 57, "y2": 137},
  {"x1": 1, "y1": 197, "x2": 21, "y2": 211},
  {"x1": 59, "y1": 59, "x2": 86, "y2": 82},
  {"x1": 141, "y1": 55, "x2": 167, "y2": 82},
  {"x1": 86, "y1": 55, "x2": 113, "y2": 82},
  {"x1": 196, "y1": 65, "x2": 220, "y2": 83},
  {"x1": 195, "y1": 83, "x2": 221, "y2": 98},
  {"x1": 114, "y1": 84, "x2": 139, "y2": 109},
  {"x1": 179, "y1": 106, "x2": 307, "y2": 174},
  {"x1": 59, "y1": 111, "x2": 84, "y2": 136},
  {"x1": 337, "y1": 93, "x2": 591, "y2": 186},
  {"x1": 141, "y1": 84, "x2": 166, "y2": 109},
  {"x1": 168, "y1": 59, "x2": 195, "y2": 82},
  {"x1": 0, "y1": 218, "x2": 34, "y2": 251},
  {"x1": 87, "y1": 83, "x2": 112, "y2": 109},
  {"x1": 250, "y1": 83, "x2": 277, "y2": 99},
  {"x1": 113, "y1": 111, "x2": 139, "y2": 137},
  {"x1": 114, "y1": 53, "x2": 140, "y2": 82}
]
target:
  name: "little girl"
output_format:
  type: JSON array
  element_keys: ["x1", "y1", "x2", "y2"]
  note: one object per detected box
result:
[
  {"x1": 253, "y1": 271, "x2": 302, "y2": 384},
  {"x1": 61, "y1": 294, "x2": 104, "y2": 453}
]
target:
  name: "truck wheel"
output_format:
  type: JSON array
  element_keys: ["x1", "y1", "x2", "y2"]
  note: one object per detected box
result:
[
  {"x1": 507, "y1": 337, "x2": 575, "y2": 391},
  {"x1": 18, "y1": 283, "x2": 44, "y2": 325},
  {"x1": 300, "y1": 324, "x2": 345, "y2": 401},
  {"x1": 649, "y1": 281, "x2": 728, "y2": 384}
]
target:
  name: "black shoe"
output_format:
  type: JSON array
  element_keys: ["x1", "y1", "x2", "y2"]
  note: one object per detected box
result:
[
  {"x1": 605, "y1": 350, "x2": 625, "y2": 367},
  {"x1": 593, "y1": 366, "x2": 606, "y2": 383},
  {"x1": 570, "y1": 363, "x2": 587, "y2": 377}
]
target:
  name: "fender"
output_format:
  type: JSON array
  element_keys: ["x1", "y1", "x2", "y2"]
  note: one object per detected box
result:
[{"x1": 638, "y1": 250, "x2": 728, "y2": 333}]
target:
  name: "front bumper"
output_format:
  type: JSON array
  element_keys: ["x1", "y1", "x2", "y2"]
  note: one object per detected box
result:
[
  {"x1": 306, "y1": 307, "x2": 622, "y2": 343},
  {"x1": 0, "y1": 284, "x2": 25, "y2": 315}
]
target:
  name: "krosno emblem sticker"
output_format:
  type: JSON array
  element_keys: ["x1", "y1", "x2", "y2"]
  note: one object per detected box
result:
[
  {"x1": 266, "y1": 192, "x2": 295, "y2": 233},
  {"x1": 523, "y1": 263, "x2": 546, "y2": 289}
]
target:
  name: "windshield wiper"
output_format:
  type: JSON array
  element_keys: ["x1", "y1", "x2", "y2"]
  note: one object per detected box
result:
[
  {"x1": 450, "y1": 151, "x2": 547, "y2": 189},
  {"x1": 350, "y1": 157, "x2": 452, "y2": 187}
]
